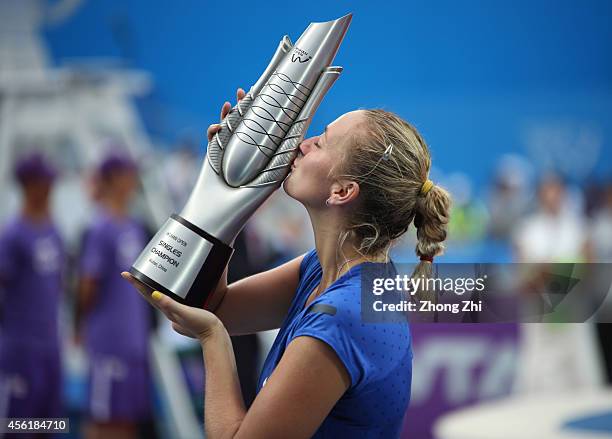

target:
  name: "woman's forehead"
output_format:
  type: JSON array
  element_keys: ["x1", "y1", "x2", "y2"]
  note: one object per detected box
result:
[{"x1": 326, "y1": 110, "x2": 365, "y2": 142}]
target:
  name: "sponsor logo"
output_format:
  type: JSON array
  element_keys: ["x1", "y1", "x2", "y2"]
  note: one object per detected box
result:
[{"x1": 291, "y1": 47, "x2": 312, "y2": 63}]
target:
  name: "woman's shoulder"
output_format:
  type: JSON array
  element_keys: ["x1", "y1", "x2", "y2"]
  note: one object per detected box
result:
[
  {"x1": 294, "y1": 275, "x2": 411, "y2": 391},
  {"x1": 295, "y1": 249, "x2": 322, "y2": 299},
  {"x1": 309, "y1": 287, "x2": 409, "y2": 342},
  {"x1": 297, "y1": 258, "x2": 409, "y2": 336},
  {"x1": 298, "y1": 248, "x2": 320, "y2": 278}
]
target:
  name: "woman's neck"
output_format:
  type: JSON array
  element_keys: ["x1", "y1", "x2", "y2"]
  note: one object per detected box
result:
[{"x1": 307, "y1": 207, "x2": 381, "y2": 293}]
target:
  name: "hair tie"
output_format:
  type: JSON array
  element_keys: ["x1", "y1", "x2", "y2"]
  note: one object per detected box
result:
[
  {"x1": 420, "y1": 179, "x2": 434, "y2": 197},
  {"x1": 420, "y1": 255, "x2": 434, "y2": 263}
]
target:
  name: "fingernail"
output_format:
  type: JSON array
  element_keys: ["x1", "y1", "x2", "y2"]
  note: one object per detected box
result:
[{"x1": 152, "y1": 291, "x2": 163, "y2": 301}]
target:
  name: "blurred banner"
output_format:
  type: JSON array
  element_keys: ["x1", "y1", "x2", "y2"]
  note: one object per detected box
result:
[{"x1": 402, "y1": 324, "x2": 519, "y2": 439}]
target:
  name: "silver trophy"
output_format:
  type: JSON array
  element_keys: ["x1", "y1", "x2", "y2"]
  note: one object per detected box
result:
[{"x1": 130, "y1": 14, "x2": 352, "y2": 307}]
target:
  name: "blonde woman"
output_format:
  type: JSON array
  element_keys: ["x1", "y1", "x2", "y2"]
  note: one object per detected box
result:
[{"x1": 124, "y1": 89, "x2": 451, "y2": 438}]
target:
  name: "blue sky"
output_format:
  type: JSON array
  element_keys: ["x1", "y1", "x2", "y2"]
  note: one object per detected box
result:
[{"x1": 44, "y1": 0, "x2": 612, "y2": 186}]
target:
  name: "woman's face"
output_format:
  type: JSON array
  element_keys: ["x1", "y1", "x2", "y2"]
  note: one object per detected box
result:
[{"x1": 283, "y1": 111, "x2": 364, "y2": 207}]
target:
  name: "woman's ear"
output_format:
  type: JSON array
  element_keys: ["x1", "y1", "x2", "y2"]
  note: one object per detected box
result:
[{"x1": 328, "y1": 180, "x2": 360, "y2": 206}]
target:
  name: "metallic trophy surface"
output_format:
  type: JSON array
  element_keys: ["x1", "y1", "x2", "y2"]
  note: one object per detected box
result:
[{"x1": 130, "y1": 14, "x2": 352, "y2": 307}]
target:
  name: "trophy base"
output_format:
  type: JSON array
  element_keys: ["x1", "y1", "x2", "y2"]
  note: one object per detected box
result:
[
  {"x1": 129, "y1": 214, "x2": 233, "y2": 308},
  {"x1": 129, "y1": 267, "x2": 189, "y2": 305}
]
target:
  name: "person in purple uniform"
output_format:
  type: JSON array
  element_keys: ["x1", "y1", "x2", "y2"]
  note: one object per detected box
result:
[
  {"x1": 0, "y1": 153, "x2": 65, "y2": 432},
  {"x1": 77, "y1": 154, "x2": 152, "y2": 439}
]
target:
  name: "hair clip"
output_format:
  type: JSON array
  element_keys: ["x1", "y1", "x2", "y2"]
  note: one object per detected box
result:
[{"x1": 382, "y1": 143, "x2": 394, "y2": 161}]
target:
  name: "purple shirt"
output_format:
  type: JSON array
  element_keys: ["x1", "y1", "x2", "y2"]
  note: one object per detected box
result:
[
  {"x1": 0, "y1": 216, "x2": 64, "y2": 345},
  {"x1": 80, "y1": 209, "x2": 150, "y2": 358}
]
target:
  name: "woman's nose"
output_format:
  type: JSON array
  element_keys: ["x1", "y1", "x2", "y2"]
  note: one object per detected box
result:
[
  {"x1": 298, "y1": 141, "x2": 308, "y2": 156},
  {"x1": 298, "y1": 138, "x2": 313, "y2": 156}
]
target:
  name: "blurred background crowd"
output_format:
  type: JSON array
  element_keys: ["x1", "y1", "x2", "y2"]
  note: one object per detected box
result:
[{"x1": 0, "y1": 1, "x2": 610, "y2": 438}]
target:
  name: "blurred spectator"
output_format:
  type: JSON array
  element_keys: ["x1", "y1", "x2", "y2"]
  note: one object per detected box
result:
[
  {"x1": 512, "y1": 173, "x2": 605, "y2": 394},
  {"x1": 76, "y1": 153, "x2": 153, "y2": 439},
  {"x1": 0, "y1": 153, "x2": 66, "y2": 425},
  {"x1": 589, "y1": 182, "x2": 612, "y2": 262},
  {"x1": 584, "y1": 179, "x2": 605, "y2": 218},
  {"x1": 487, "y1": 155, "x2": 533, "y2": 241},
  {"x1": 589, "y1": 182, "x2": 612, "y2": 383},
  {"x1": 513, "y1": 173, "x2": 589, "y2": 262}
]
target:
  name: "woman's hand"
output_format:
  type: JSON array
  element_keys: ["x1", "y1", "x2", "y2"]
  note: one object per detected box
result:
[
  {"x1": 121, "y1": 271, "x2": 224, "y2": 343},
  {"x1": 206, "y1": 87, "x2": 246, "y2": 141}
]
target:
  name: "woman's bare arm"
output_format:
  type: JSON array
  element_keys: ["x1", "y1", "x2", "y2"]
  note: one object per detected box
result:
[
  {"x1": 202, "y1": 326, "x2": 350, "y2": 439},
  {"x1": 122, "y1": 253, "x2": 306, "y2": 337},
  {"x1": 210, "y1": 254, "x2": 305, "y2": 336},
  {"x1": 147, "y1": 291, "x2": 350, "y2": 439}
]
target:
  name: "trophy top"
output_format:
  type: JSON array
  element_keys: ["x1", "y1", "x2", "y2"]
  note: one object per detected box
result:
[{"x1": 309, "y1": 12, "x2": 353, "y2": 26}]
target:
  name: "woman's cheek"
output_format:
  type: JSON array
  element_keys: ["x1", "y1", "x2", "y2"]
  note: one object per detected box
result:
[{"x1": 283, "y1": 170, "x2": 314, "y2": 201}]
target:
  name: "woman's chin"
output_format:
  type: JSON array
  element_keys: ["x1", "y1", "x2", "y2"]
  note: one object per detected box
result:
[
  {"x1": 282, "y1": 173, "x2": 299, "y2": 199},
  {"x1": 282, "y1": 173, "x2": 294, "y2": 194}
]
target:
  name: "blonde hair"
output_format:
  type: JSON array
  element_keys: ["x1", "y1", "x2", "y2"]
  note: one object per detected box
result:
[{"x1": 337, "y1": 109, "x2": 452, "y2": 294}]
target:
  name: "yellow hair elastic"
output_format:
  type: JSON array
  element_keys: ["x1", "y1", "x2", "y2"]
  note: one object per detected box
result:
[{"x1": 420, "y1": 179, "x2": 434, "y2": 196}]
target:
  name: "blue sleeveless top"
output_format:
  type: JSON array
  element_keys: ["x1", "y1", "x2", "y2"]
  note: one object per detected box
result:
[{"x1": 257, "y1": 249, "x2": 413, "y2": 438}]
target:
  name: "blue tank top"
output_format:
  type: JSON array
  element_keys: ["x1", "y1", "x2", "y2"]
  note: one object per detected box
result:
[{"x1": 257, "y1": 249, "x2": 413, "y2": 438}]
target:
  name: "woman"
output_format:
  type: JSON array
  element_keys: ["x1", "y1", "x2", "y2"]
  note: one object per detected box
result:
[{"x1": 124, "y1": 89, "x2": 451, "y2": 438}]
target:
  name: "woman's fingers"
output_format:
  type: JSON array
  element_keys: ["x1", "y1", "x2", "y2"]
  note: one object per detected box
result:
[
  {"x1": 211, "y1": 88, "x2": 245, "y2": 139},
  {"x1": 150, "y1": 291, "x2": 223, "y2": 342},
  {"x1": 121, "y1": 272, "x2": 156, "y2": 306},
  {"x1": 207, "y1": 123, "x2": 221, "y2": 142},
  {"x1": 236, "y1": 87, "x2": 245, "y2": 102},
  {"x1": 151, "y1": 291, "x2": 187, "y2": 324},
  {"x1": 122, "y1": 275, "x2": 222, "y2": 342},
  {"x1": 220, "y1": 88, "x2": 245, "y2": 121},
  {"x1": 220, "y1": 101, "x2": 231, "y2": 122}
]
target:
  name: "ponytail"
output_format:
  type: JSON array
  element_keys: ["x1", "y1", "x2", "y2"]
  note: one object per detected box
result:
[{"x1": 411, "y1": 183, "x2": 452, "y2": 301}]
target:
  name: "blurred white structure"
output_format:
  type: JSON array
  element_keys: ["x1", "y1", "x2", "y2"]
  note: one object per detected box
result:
[
  {"x1": 0, "y1": 2, "x2": 200, "y2": 437},
  {"x1": 435, "y1": 389, "x2": 612, "y2": 439},
  {"x1": 0, "y1": 0, "x2": 172, "y2": 244}
]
